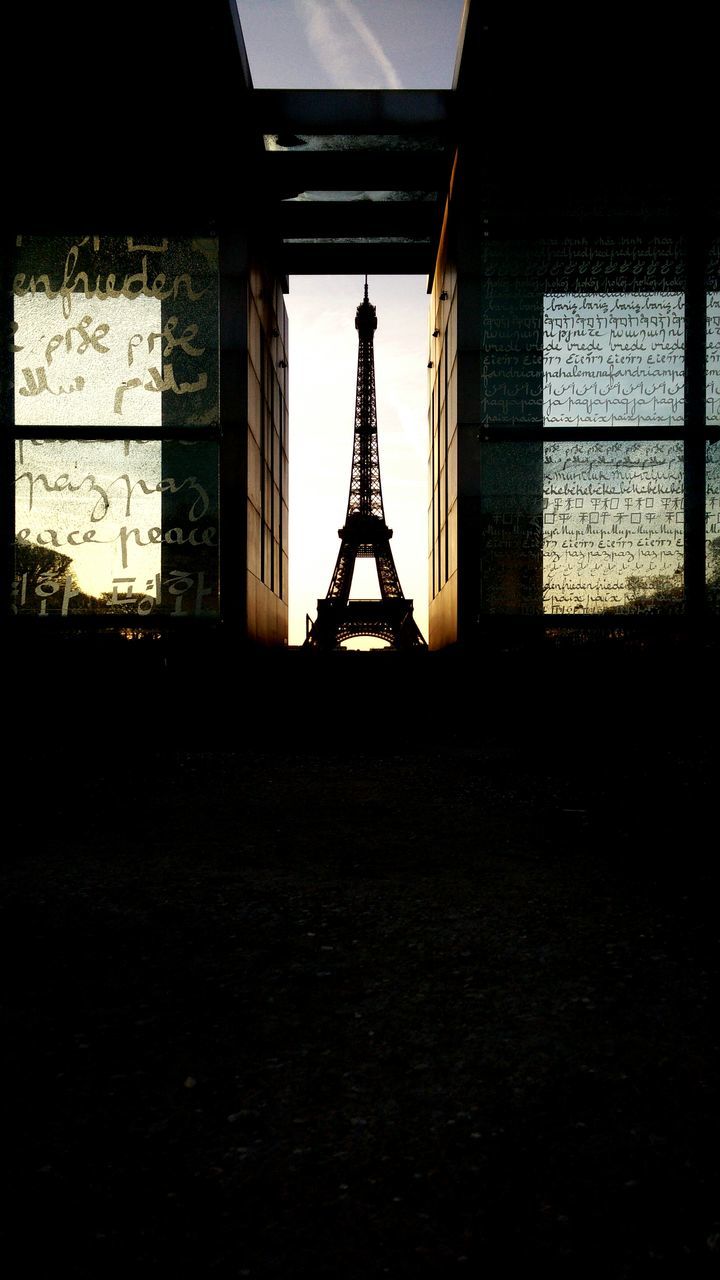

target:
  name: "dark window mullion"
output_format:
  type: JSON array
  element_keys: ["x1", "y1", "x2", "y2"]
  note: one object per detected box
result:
[
  {"x1": 440, "y1": 322, "x2": 445, "y2": 583},
  {"x1": 260, "y1": 326, "x2": 266, "y2": 585},
  {"x1": 430, "y1": 371, "x2": 435, "y2": 598},
  {"x1": 278, "y1": 387, "x2": 284, "y2": 601},
  {"x1": 270, "y1": 368, "x2": 275, "y2": 593},
  {"x1": 11, "y1": 427, "x2": 220, "y2": 442},
  {"x1": 684, "y1": 227, "x2": 709, "y2": 618},
  {"x1": 478, "y1": 425, "x2": 694, "y2": 443},
  {"x1": 2, "y1": 237, "x2": 15, "y2": 625}
]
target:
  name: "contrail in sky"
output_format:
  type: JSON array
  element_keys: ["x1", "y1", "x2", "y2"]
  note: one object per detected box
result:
[
  {"x1": 334, "y1": 0, "x2": 403, "y2": 88},
  {"x1": 295, "y1": 0, "x2": 403, "y2": 89}
]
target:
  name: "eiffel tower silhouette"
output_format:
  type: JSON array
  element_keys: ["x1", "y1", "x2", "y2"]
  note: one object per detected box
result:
[{"x1": 305, "y1": 279, "x2": 426, "y2": 650}]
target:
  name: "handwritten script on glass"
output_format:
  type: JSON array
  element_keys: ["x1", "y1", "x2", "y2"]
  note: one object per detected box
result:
[
  {"x1": 14, "y1": 440, "x2": 219, "y2": 616},
  {"x1": 544, "y1": 294, "x2": 684, "y2": 428},
  {"x1": 13, "y1": 235, "x2": 218, "y2": 427},
  {"x1": 543, "y1": 440, "x2": 684, "y2": 613}
]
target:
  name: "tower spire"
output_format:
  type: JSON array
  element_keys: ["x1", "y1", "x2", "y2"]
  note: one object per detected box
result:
[{"x1": 305, "y1": 280, "x2": 426, "y2": 650}]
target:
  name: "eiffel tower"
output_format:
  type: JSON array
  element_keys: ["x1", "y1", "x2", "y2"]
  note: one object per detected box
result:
[{"x1": 305, "y1": 280, "x2": 426, "y2": 650}]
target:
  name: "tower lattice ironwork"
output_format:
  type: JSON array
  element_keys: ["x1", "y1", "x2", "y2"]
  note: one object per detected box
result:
[{"x1": 305, "y1": 280, "x2": 426, "y2": 650}]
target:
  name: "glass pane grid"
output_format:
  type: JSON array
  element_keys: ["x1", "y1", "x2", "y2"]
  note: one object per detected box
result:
[
  {"x1": 475, "y1": 250, "x2": 716, "y2": 618},
  {"x1": 8, "y1": 235, "x2": 221, "y2": 623},
  {"x1": 11, "y1": 234, "x2": 219, "y2": 431},
  {"x1": 13, "y1": 439, "x2": 219, "y2": 619}
]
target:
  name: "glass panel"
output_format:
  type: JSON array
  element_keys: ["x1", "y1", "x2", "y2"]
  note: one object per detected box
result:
[
  {"x1": 479, "y1": 442, "x2": 543, "y2": 614},
  {"x1": 13, "y1": 440, "x2": 219, "y2": 616},
  {"x1": 707, "y1": 442, "x2": 720, "y2": 611},
  {"x1": 544, "y1": 294, "x2": 684, "y2": 427},
  {"x1": 281, "y1": 191, "x2": 436, "y2": 202},
  {"x1": 479, "y1": 238, "x2": 685, "y2": 426},
  {"x1": 264, "y1": 134, "x2": 445, "y2": 152},
  {"x1": 282, "y1": 236, "x2": 429, "y2": 245},
  {"x1": 12, "y1": 236, "x2": 218, "y2": 427},
  {"x1": 544, "y1": 441, "x2": 684, "y2": 613},
  {"x1": 708, "y1": 293, "x2": 720, "y2": 427}
]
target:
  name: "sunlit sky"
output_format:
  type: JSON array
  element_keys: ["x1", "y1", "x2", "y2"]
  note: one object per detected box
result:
[{"x1": 235, "y1": 0, "x2": 466, "y2": 644}]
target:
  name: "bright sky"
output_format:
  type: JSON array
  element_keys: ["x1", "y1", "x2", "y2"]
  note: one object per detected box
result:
[{"x1": 235, "y1": 0, "x2": 465, "y2": 644}]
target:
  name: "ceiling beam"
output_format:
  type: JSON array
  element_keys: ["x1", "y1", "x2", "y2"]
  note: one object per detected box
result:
[
  {"x1": 277, "y1": 201, "x2": 437, "y2": 237},
  {"x1": 261, "y1": 152, "x2": 451, "y2": 194},
  {"x1": 280, "y1": 243, "x2": 433, "y2": 274},
  {"x1": 250, "y1": 89, "x2": 452, "y2": 134}
]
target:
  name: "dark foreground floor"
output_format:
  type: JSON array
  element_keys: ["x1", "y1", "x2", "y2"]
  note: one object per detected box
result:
[{"x1": 4, "y1": 647, "x2": 719, "y2": 1276}]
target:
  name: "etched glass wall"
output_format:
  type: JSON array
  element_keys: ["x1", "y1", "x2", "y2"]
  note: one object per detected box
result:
[
  {"x1": 10, "y1": 235, "x2": 219, "y2": 618},
  {"x1": 708, "y1": 293, "x2": 720, "y2": 427},
  {"x1": 708, "y1": 442, "x2": 720, "y2": 612},
  {"x1": 475, "y1": 235, "x2": 707, "y2": 619},
  {"x1": 705, "y1": 244, "x2": 720, "y2": 611},
  {"x1": 14, "y1": 440, "x2": 218, "y2": 617},
  {"x1": 543, "y1": 441, "x2": 683, "y2": 614},
  {"x1": 543, "y1": 294, "x2": 684, "y2": 429},
  {"x1": 542, "y1": 294, "x2": 685, "y2": 612}
]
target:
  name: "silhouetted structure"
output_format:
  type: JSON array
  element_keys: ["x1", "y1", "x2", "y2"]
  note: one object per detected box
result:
[
  {"x1": 305, "y1": 281, "x2": 426, "y2": 650},
  {"x1": 5, "y1": 0, "x2": 718, "y2": 658}
]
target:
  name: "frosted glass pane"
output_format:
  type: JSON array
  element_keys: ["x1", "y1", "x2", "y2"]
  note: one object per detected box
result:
[
  {"x1": 707, "y1": 294, "x2": 720, "y2": 427},
  {"x1": 14, "y1": 440, "x2": 218, "y2": 616},
  {"x1": 544, "y1": 294, "x2": 684, "y2": 428},
  {"x1": 12, "y1": 235, "x2": 218, "y2": 427},
  {"x1": 544, "y1": 441, "x2": 684, "y2": 613},
  {"x1": 707, "y1": 442, "x2": 720, "y2": 611}
]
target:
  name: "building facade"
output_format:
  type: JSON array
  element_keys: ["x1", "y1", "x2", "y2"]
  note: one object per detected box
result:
[
  {"x1": 6, "y1": 2, "x2": 289, "y2": 651},
  {"x1": 427, "y1": 4, "x2": 719, "y2": 648},
  {"x1": 6, "y1": 1, "x2": 716, "y2": 656}
]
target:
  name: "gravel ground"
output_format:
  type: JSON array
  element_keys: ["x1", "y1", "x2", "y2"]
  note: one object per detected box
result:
[{"x1": 4, "y1": 651, "x2": 719, "y2": 1276}]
